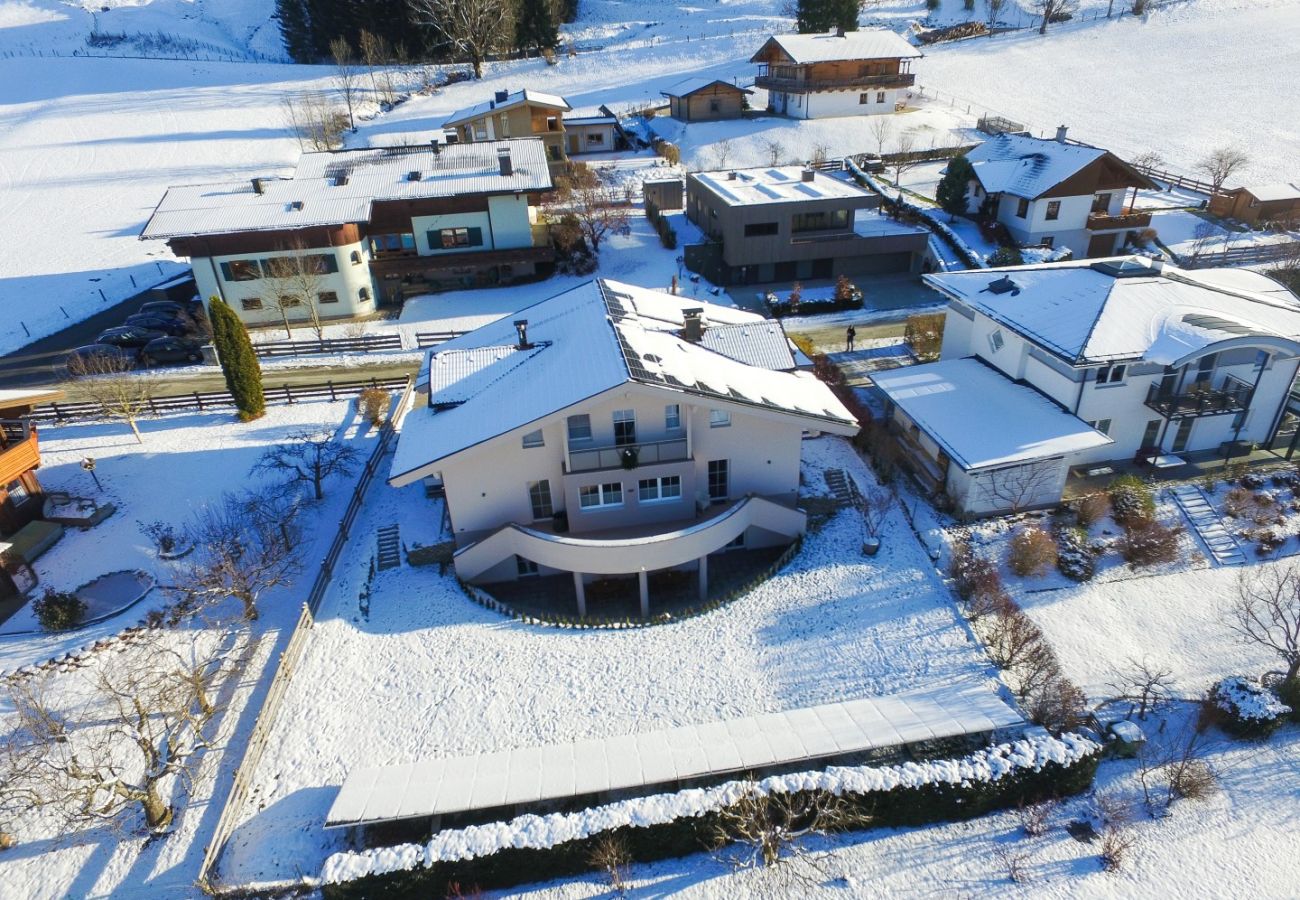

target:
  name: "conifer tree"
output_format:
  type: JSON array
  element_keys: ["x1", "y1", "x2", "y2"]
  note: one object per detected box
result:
[
  {"x1": 797, "y1": 0, "x2": 860, "y2": 33},
  {"x1": 209, "y1": 297, "x2": 266, "y2": 422},
  {"x1": 276, "y1": 0, "x2": 315, "y2": 61},
  {"x1": 515, "y1": 0, "x2": 559, "y2": 53},
  {"x1": 936, "y1": 154, "x2": 975, "y2": 218}
]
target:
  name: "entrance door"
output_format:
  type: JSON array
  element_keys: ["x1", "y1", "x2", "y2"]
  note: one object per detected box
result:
[
  {"x1": 1087, "y1": 232, "x2": 1117, "y2": 257},
  {"x1": 568, "y1": 134, "x2": 579, "y2": 155},
  {"x1": 1172, "y1": 418, "x2": 1194, "y2": 453}
]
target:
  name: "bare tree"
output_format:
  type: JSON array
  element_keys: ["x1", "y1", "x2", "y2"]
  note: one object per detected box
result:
[
  {"x1": 66, "y1": 351, "x2": 160, "y2": 443},
  {"x1": 1230, "y1": 563, "x2": 1300, "y2": 682},
  {"x1": 177, "y1": 491, "x2": 303, "y2": 621},
  {"x1": 710, "y1": 781, "x2": 869, "y2": 875},
  {"x1": 1034, "y1": 0, "x2": 1078, "y2": 33},
  {"x1": 587, "y1": 833, "x2": 631, "y2": 896},
  {"x1": 0, "y1": 629, "x2": 235, "y2": 834},
  {"x1": 970, "y1": 460, "x2": 1059, "y2": 514},
  {"x1": 711, "y1": 137, "x2": 734, "y2": 170},
  {"x1": 281, "y1": 91, "x2": 347, "y2": 152},
  {"x1": 252, "y1": 427, "x2": 361, "y2": 501},
  {"x1": 1185, "y1": 219, "x2": 1225, "y2": 266},
  {"x1": 544, "y1": 165, "x2": 630, "y2": 255},
  {"x1": 1137, "y1": 726, "x2": 1216, "y2": 816},
  {"x1": 1195, "y1": 146, "x2": 1249, "y2": 197},
  {"x1": 869, "y1": 115, "x2": 893, "y2": 158},
  {"x1": 260, "y1": 239, "x2": 332, "y2": 339},
  {"x1": 1107, "y1": 656, "x2": 1175, "y2": 720},
  {"x1": 889, "y1": 130, "x2": 922, "y2": 201},
  {"x1": 984, "y1": 0, "x2": 1008, "y2": 30},
  {"x1": 855, "y1": 484, "x2": 895, "y2": 539},
  {"x1": 408, "y1": 0, "x2": 516, "y2": 80},
  {"x1": 761, "y1": 137, "x2": 787, "y2": 167},
  {"x1": 330, "y1": 37, "x2": 360, "y2": 132}
]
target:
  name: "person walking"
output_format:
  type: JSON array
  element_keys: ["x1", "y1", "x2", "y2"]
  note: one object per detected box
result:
[{"x1": 845, "y1": 324, "x2": 857, "y2": 352}]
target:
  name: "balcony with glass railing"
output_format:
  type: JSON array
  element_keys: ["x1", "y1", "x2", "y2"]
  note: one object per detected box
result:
[{"x1": 1144, "y1": 374, "x2": 1253, "y2": 419}]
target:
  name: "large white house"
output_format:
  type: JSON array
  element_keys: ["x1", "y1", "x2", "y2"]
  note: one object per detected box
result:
[
  {"x1": 751, "y1": 29, "x2": 921, "y2": 119},
  {"x1": 874, "y1": 257, "x2": 1300, "y2": 515},
  {"x1": 960, "y1": 131, "x2": 1157, "y2": 259},
  {"x1": 388, "y1": 279, "x2": 857, "y2": 613}
]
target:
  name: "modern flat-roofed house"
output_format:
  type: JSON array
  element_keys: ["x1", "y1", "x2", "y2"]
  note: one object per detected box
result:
[
  {"x1": 389, "y1": 279, "x2": 857, "y2": 613},
  {"x1": 661, "y1": 78, "x2": 752, "y2": 121},
  {"x1": 443, "y1": 89, "x2": 571, "y2": 165},
  {"x1": 751, "y1": 29, "x2": 921, "y2": 119},
  {"x1": 874, "y1": 256, "x2": 1300, "y2": 515},
  {"x1": 960, "y1": 131, "x2": 1158, "y2": 258},
  {"x1": 141, "y1": 140, "x2": 555, "y2": 324},
  {"x1": 685, "y1": 165, "x2": 928, "y2": 284},
  {"x1": 1209, "y1": 181, "x2": 1300, "y2": 227}
]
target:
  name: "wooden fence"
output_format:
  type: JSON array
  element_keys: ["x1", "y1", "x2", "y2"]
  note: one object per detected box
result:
[
  {"x1": 413, "y1": 330, "x2": 466, "y2": 349},
  {"x1": 1129, "y1": 162, "x2": 1216, "y2": 196},
  {"x1": 252, "y1": 334, "x2": 405, "y2": 358},
  {"x1": 195, "y1": 376, "x2": 414, "y2": 894},
  {"x1": 32, "y1": 376, "x2": 409, "y2": 424},
  {"x1": 1180, "y1": 242, "x2": 1300, "y2": 269}
]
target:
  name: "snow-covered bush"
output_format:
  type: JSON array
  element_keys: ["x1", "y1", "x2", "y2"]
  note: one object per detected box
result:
[
  {"x1": 32, "y1": 589, "x2": 86, "y2": 632},
  {"x1": 1073, "y1": 493, "x2": 1110, "y2": 529},
  {"x1": 1205, "y1": 676, "x2": 1292, "y2": 739},
  {"x1": 950, "y1": 540, "x2": 1004, "y2": 608},
  {"x1": 1008, "y1": 526, "x2": 1058, "y2": 578},
  {"x1": 1116, "y1": 518, "x2": 1183, "y2": 567},
  {"x1": 1107, "y1": 475, "x2": 1154, "y2": 525},
  {"x1": 1055, "y1": 526, "x2": 1097, "y2": 582},
  {"x1": 319, "y1": 732, "x2": 1101, "y2": 897},
  {"x1": 987, "y1": 246, "x2": 1024, "y2": 267}
]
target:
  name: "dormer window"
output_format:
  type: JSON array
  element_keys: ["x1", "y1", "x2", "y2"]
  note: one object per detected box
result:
[{"x1": 988, "y1": 329, "x2": 1005, "y2": 353}]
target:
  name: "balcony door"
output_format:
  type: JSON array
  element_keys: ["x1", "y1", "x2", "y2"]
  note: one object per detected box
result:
[
  {"x1": 613, "y1": 409, "x2": 636, "y2": 446},
  {"x1": 1172, "y1": 418, "x2": 1194, "y2": 453}
]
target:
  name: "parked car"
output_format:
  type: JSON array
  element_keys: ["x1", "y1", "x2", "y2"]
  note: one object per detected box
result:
[
  {"x1": 124, "y1": 314, "x2": 193, "y2": 336},
  {"x1": 140, "y1": 337, "x2": 206, "y2": 367},
  {"x1": 66, "y1": 343, "x2": 136, "y2": 374},
  {"x1": 138, "y1": 300, "x2": 196, "y2": 318},
  {"x1": 96, "y1": 326, "x2": 166, "y2": 349}
]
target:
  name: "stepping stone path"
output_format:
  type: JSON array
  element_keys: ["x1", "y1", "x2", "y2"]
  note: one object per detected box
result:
[
  {"x1": 1169, "y1": 484, "x2": 1247, "y2": 566},
  {"x1": 376, "y1": 524, "x2": 402, "y2": 571}
]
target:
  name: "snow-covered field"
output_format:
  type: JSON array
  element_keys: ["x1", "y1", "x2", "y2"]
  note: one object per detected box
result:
[{"x1": 217, "y1": 436, "x2": 1004, "y2": 886}]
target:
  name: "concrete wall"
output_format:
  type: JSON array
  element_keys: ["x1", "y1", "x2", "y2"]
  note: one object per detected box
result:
[{"x1": 194, "y1": 241, "x2": 375, "y2": 327}]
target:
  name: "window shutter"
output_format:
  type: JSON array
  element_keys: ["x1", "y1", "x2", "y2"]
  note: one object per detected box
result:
[{"x1": 467, "y1": 227, "x2": 483, "y2": 247}]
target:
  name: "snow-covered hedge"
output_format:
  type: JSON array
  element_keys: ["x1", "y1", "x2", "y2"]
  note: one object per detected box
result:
[
  {"x1": 1208, "y1": 676, "x2": 1292, "y2": 739},
  {"x1": 320, "y1": 731, "x2": 1099, "y2": 897}
]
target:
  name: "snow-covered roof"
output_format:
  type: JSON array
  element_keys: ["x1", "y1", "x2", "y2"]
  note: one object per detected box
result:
[
  {"x1": 1242, "y1": 182, "x2": 1300, "y2": 203},
  {"x1": 442, "y1": 89, "x2": 571, "y2": 128},
  {"x1": 752, "y1": 30, "x2": 922, "y2": 64},
  {"x1": 562, "y1": 115, "x2": 617, "y2": 126},
  {"x1": 141, "y1": 141, "x2": 551, "y2": 240},
  {"x1": 0, "y1": 387, "x2": 65, "y2": 410},
  {"x1": 389, "y1": 280, "x2": 857, "y2": 485},
  {"x1": 660, "y1": 77, "x2": 752, "y2": 98},
  {"x1": 324, "y1": 683, "x2": 1021, "y2": 826},
  {"x1": 872, "y1": 358, "x2": 1113, "y2": 471},
  {"x1": 699, "y1": 321, "x2": 797, "y2": 370},
  {"x1": 965, "y1": 133, "x2": 1133, "y2": 200},
  {"x1": 924, "y1": 256, "x2": 1300, "y2": 366},
  {"x1": 691, "y1": 166, "x2": 873, "y2": 206}
]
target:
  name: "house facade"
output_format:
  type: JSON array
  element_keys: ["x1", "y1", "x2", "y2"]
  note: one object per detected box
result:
[
  {"x1": 562, "y1": 115, "x2": 618, "y2": 155},
  {"x1": 388, "y1": 279, "x2": 856, "y2": 613},
  {"x1": 443, "y1": 89, "x2": 570, "y2": 165},
  {"x1": 141, "y1": 140, "x2": 555, "y2": 326},
  {"x1": 961, "y1": 131, "x2": 1158, "y2": 258},
  {"x1": 751, "y1": 29, "x2": 921, "y2": 119},
  {"x1": 685, "y1": 165, "x2": 928, "y2": 285},
  {"x1": 661, "y1": 79, "x2": 751, "y2": 121},
  {"x1": 1208, "y1": 182, "x2": 1300, "y2": 227},
  {"x1": 874, "y1": 257, "x2": 1300, "y2": 515},
  {"x1": 0, "y1": 389, "x2": 62, "y2": 539}
]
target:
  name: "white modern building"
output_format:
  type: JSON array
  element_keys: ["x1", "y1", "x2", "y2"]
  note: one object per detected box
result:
[
  {"x1": 960, "y1": 131, "x2": 1157, "y2": 258},
  {"x1": 388, "y1": 279, "x2": 858, "y2": 612},
  {"x1": 140, "y1": 140, "x2": 555, "y2": 326},
  {"x1": 751, "y1": 29, "x2": 921, "y2": 119},
  {"x1": 874, "y1": 257, "x2": 1300, "y2": 515}
]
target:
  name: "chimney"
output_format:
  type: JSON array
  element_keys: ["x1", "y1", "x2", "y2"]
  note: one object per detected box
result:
[
  {"x1": 835, "y1": 25, "x2": 846, "y2": 37},
  {"x1": 498, "y1": 148, "x2": 513, "y2": 177},
  {"x1": 727, "y1": 171, "x2": 737, "y2": 180},
  {"x1": 1055, "y1": 125, "x2": 1069, "y2": 143},
  {"x1": 513, "y1": 319, "x2": 530, "y2": 349},
  {"x1": 495, "y1": 89, "x2": 509, "y2": 103},
  {"x1": 801, "y1": 168, "x2": 816, "y2": 182},
  {"x1": 407, "y1": 170, "x2": 421, "y2": 182},
  {"x1": 251, "y1": 177, "x2": 265, "y2": 195},
  {"x1": 432, "y1": 141, "x2": 442, "y2": 156},
  {"x1": 489, "y1": 100, "x2": 495, "y2": 109},
  {"x1": 682, "y1": 308, "x2": 704, "y2": 343}
]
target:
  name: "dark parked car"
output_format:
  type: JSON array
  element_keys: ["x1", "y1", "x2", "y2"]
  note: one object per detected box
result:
[
  {"x1": 67, "y1": 343, "x2": 137, "y2": 374},
  {"x1": 138, "y1": 300, "x2": 197, "y2": 318},
  {"x1": 124, "y1": 314, "x2": 193, "y2": 336},
  {"x1": 96, "y1": 326, "x2": 166, "y2": 349},
  {"x1": 140, "y1": 337, "x2": 206, "y2": 367}
]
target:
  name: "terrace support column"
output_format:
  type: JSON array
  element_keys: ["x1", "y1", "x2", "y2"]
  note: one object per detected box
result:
[
  {"x1": 638, "y1": 570, "x2": 649, "y2": 619},
  {"x1": 698, "y1": 555, "x2": 709, "y2": 601},
  {"x1": 573, "y1": 572, "x2": 586, "y2": 618}
]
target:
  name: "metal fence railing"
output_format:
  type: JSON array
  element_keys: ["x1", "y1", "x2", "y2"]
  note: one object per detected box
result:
[
  {"x1": 252, "y1": 334, "x2": 405, "y2": 358},
  {"x1": 195, "y1": 376, "x2": 415, "y2": 894}
]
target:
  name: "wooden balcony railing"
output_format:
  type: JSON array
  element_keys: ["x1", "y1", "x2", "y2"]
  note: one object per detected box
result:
[
  {"x1": 1087, "y1": 209, "x2": 1152, "y2": 230},
  {"x1": 754, "y1": 72, "x2": 916, "y2": 93},
  {"x1": 0, "y1": 426, "x2": 40, "y2": 486}
]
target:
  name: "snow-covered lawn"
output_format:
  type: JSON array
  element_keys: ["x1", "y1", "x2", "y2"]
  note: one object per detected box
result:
[
  {"x1": 0, "y1": 399, "x2": 379, "y2": 899},
  {"x1": 216, "y1": 435, "x2": 1004, "y2": 887}
]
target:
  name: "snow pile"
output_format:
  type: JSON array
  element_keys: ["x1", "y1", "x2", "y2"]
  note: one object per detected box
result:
[
  {"x1": 1212, "y1": 676, "x2": 1292, "y2": 723},
  {"x1": 320, "y1": 731, "x2": 1098, "y2": 884}
]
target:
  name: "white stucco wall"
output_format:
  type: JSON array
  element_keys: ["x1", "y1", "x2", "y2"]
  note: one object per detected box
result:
[
  {"x1": 487, "y1": 194, "x2": 534, "y2": 248},
  {"x1": 805, "y1": 88, "x2": 900, "y2": 118},
  {"x1": 194, "y1": 241, "x2": 374, "y2": 327}
]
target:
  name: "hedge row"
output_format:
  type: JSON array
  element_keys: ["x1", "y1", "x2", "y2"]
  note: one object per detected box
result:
[
  {"x1": 645, "y1": 199, "x2": 677, "y2": 249},
  {"x1": 321, "y1": 733, "x2": 1100, "y2": 898}
]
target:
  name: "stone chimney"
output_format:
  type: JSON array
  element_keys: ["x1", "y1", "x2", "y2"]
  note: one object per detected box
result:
[
  {"x1": 835, "y1": 25, "x2": 846, "y2": 38},
  {"x1": 802, "y1": 168, "x2": 816, "y2": 183},
  {"x1": 498, "y1": 148, "x2": 513, "y2": 177},
  {"x1": 513, "y1": 319, "x2": 530, "y2": 349},
  {"x1": 1055, "y1": 125, "x2": 1069, "y2": 143},
  {"x1": 682, "y1": 308, "x2": 705, "y2": 342}
]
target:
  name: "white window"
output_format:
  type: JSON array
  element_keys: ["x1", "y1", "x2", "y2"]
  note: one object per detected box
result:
[
  {"x1": 1096, "y1": 364, "x2": 1126, "y2": 384},
  {"x1": 567, "y1": 414, "x2": 592, "y2": 443},
  {"x1": 709, "y1": 409, "x2": 731, "y2": 428},
  {"x1": 7, "y1": 480, "x2": 30, "y2": 505},
  {"x1": 579, "y1": 482, "x2": 623, "y2": 509},
  {"x1": 988, "y1": 329, "x2": 1005, "y2": 353},
  {"x1": 613, "y1": 409, "x2": 636, "y2": 446},
  {"x1": 1087, "y1": 419, "x2": 1112, "y2": 435},
  {"x1": 528, "y1": 480, "x2": 553, "y2": 519},
  {"x1": 521, "y1": 428, "x2": 544, "y2": 448},
  {"x1": 665, "y1": 404, "x2": 682, "y2": 430},
  {"x1": 638, "y1": 475, "x2": 682, "y2": 502}
]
